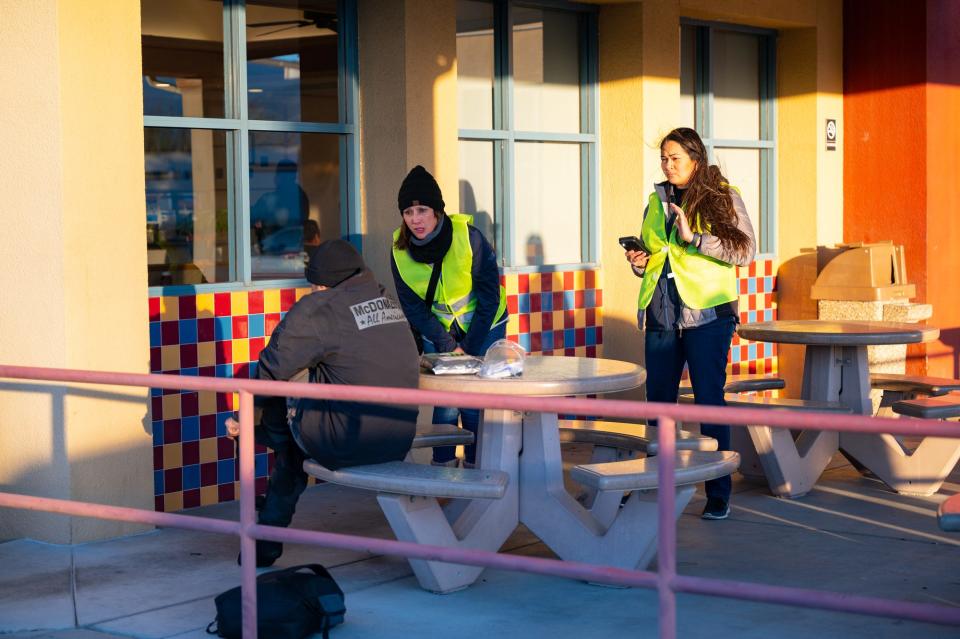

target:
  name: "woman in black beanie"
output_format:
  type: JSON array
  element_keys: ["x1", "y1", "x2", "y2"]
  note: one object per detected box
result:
[{"x1": 390, "y1": 165, "x2": 508, "y2": 467}]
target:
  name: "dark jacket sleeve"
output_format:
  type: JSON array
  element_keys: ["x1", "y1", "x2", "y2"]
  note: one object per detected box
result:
[
  {"x1": 390, "y1": 252, "x2": 459, "y2": 353},
  {"x1": 256, "y1": 297, "x2": 333, "y2": 382},
  {"x1": 460, "y1": 226, "x2": 504, "y2": 356}
]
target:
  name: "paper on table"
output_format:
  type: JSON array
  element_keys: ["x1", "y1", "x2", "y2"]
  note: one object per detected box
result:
[{"x1": 420, "y1": 353, "x2": 483, "y2": 375}]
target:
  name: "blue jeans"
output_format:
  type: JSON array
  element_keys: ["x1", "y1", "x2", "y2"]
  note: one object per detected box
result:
[
  {"x1": 644, "y1": 316, "x2": 737, "y2": 502},
  {"x1": 423, "y1": 322, "x2": 507, "y2": 464}
]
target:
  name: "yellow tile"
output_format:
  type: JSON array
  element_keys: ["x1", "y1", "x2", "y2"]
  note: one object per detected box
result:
[
  {"x1": 575, "y1": 345, "x2": 586, "y2": 356},
  {"x1": 232, "y1": 392, "x2": 240, "y2": 409},
  {"x1": 232, "y1": 338, "x2": 250, "y2": 363},
  {"x1": 574, "y1": 309, "x2": 586, "y2": 328},
  {"x1": 195, "y1": 293, "x2": 215, "y2": 317},
  {"x1": 507, "y1": 315, "x2": 520, "y2": 335},
  {"x1": 162, "y1": 394, "x2": 182, "y2": 420},
  {"x1": 595, "y1": 307, "x2": 603, "y2": 322},
  {"x1": 164, "y1": 491, "x2": 184, "y2": 512},
  {"x1": 295, "y1": 287, "x2": 309, "y2": 302},
  {"x1": 160, "y1": 296, "x2": 178, "y2": 321},
  {"x1": 200, "y1": 485, "x2": 219, "y2": 506},
  {"x1": 553, "y1": 310, "x2": 564, "y2": 329},
  {"x1": 230, "y1": 291, "x2": 248, "y2": 316},
  {"x1": 163, "y1": 443, "x2": 182, "y2": 469},
  {"x1": 504, "y1": 274, "x2": 518, "y2": 297},
  {"x1": 160, "y1": 345, "x2": 180, "y2": 371},
  {"x1": 197, "y1": 342, "x2": 216, "y2": 367},
  {"x1": 199, "y1": 391, "x2": 217, "y2": 415},
  {"x1": 530, "y1": 313, "x2": 542, "y2": 333},
  {"x1": 264, "y1": 289, "x2": 281, "y2": 314},
  {"x1": 200, "y1": 438, "x2": 218, "y2": 463},
  {"x1": 529, "y1": 274, "x2": 541, "y2": 294},
  {"x1": 574, "y1": 270, "x2": 585, "y2": 289},
  {"x1": 551, "y1": 272, "x2": 563, "y2": 291}
]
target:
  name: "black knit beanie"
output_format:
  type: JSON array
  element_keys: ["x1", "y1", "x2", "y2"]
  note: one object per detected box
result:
[
  {"x1": 397, "y1": 165, "x2": 445, "y2": 213},
  {"x1": 304, "y1": 239, "x2": 365, "y2": 287}
]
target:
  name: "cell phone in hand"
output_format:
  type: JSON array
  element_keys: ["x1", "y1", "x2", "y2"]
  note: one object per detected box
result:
[{"x1": 618, "y1": 235, "x2": 646, "y2": 253}]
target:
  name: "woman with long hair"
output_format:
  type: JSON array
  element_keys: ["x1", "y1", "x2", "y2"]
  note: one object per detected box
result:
[
  {"x1": 625, "y1": 127, "x2": 756, "y2": 519},
  {"x1": 391, "y1": 165, "x2": 508, "y2": 468}
]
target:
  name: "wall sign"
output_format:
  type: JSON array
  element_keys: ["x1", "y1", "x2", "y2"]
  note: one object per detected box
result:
[{"x1": 826, "y1": 119, "x2": 837, "y2": 151}]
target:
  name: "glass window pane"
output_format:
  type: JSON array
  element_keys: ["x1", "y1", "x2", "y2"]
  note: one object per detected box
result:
[
  {"x1": 457, "y1": 1, "x2": 495, "y2": 130},
  {"x1": 249, "y1": 131, "x2": 340, "y2": 280},
  {"x1": 246, "y1": 0, "x2": 340, "y2": 122},
  {"x1": 141, "y1": 0, "x2": 225, "y2": 118},
  {"x1": 513, "y1": 142, "x2": 581, "y2": 265},
  {"x1": 512, "y1": 7, "x2": 581, "y2": 134},
  {"x1": 679, "y1": 25, "x2": 696, "y2": 130},
  {"x1": 145, "y1": 128, "x2": 229, "y2": 286},
  {"x1": 459, "y1": 140, "x2": 497, "y2": 252},
  {"x1": 712, "y1": 30, "x2": 760, "y2": 140},
  {"x1": 714, "y1": 147, "x2": 761, "y2": 243}
]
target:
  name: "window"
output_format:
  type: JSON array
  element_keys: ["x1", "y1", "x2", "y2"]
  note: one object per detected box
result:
[
  {"x1": 680, "y1": 21, "x2": 776, "y2": 254},
  {"x1": 142, "y1": 0, "x2": 358, "y2": 289},
  {"x1": 457, "y1": 1, "x2": 597, "y2": 268}
]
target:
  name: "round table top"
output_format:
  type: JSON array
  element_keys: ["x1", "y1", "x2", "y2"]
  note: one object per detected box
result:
[
  {"x1": 419, "y1": 355, "x2": 646, "y2": 396},
  {"x1": 738, "y1": 320, "x2": 940, "y2": 346}
]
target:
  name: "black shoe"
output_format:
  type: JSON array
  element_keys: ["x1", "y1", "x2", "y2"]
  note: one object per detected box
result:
[
  {"x1": 237, "y1": 539, "x2": 284, "y2": 568},
  {"x1": 701, "y1": 497, "x2": 730, "y2": 520}
]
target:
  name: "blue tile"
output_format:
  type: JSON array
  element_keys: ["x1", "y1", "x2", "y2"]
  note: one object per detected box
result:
[
  {"x1": 179, "y1": 319, "x2": 197, "y2": 344},
  {"x1": 181, "y1": 416, "x2": 200, "y2": 442},
  {"x1": 585, "y1": 327, "x2": 596, "y2": 346},
  {"x1": 565, "y1": 328, "x2": 575, "y2": 348},
  {"x1": 249, "y1": 361, "x2": 259, "y2": 377},
  {"x1": 748, "y1": 278, "x2": 757, "y2": 294},
  {"x1": 541, "y1": 331, "x2": 553, "y2": 351},
  {"x1": 216, "y1": 413, "x2": 232, "y2": 437},
  {"x1": 764, "y1": 276, "x2": 773, "y2": 292},
  {"x1": 154, "y1": 470, "x2": 164, "y2": 496},
  {"x1": 748, "y1": 344, "x2": 757, "y2": 360},
  {"x1": 583, "y1": 289, "x2": 596, "y2": 308},
  {"x1": 748, "y1": 310, "x2": 756, "y2": 323},
  {"x1": 181, "y1": 367, "x2": 199, "y2": 377},
  {"x1": 563, "y1": 291, "x2": 575, "y2": 310},
  {"x1": 541, "y1": 292, "x2": 553, "y2": 312},
  {"x1": 217, "y1": 459, "x2": 235, "y2": 484},
  {"x1": 518, "y1": 293, "x2": 530, "y2": 314},
  {"x1": 183, "y1": 464, "x2": 200, "y2": 490},
  {"x1": 519, "y1": 333, "x2": 531, "y2": 351},
  {"x1": 151, "y1": 387, "x2": 162, "y2": 397},
  {"x1": 149, "y1": 322, "x2": 162, "y2": 348},
  {"x1": 214, "y1": 317, "x2": 232, "y2": 341},
  {"x1": 152, "y1": 422, "x2": 164, "y2": 446},
  {"x1": 255, "y1": 453, "x2": 268, "y2": 477},
  {"x1": 215, "y1": 364, "x2": 233, "y2": 378},
  {"x1": 248, "y1": 314, "x2": 265, "y2": 338}
]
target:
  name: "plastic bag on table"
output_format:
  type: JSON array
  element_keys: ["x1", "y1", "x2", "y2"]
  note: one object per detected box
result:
[
  {"x1": 420, "y1": 352, "x2": 483, "y2": 375},
  {"x1": 479, "y1": 339, "x2": 526, "y2": 379}
]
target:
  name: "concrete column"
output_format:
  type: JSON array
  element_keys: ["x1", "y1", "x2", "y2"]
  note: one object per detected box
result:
[
  {"x1": 0, "y1": 0, "x2": 152, "y2": 543},
  {"x1": 357, "y1": 0, "x2": 458, "y2": 289}
]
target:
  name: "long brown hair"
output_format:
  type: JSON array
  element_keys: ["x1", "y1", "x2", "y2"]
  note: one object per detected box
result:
[
  {"x1": 393, "y1": 208, "x2": 443, "y2": 251},
  {"x1": 660, "y1": 127, "x2": 750, "y2": 253}
]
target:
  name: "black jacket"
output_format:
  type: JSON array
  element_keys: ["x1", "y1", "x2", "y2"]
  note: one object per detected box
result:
[{"x1": 255, "y1": 269, "x2": 419, "y2": 469}]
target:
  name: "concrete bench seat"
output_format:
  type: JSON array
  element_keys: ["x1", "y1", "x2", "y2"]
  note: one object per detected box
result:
[
  {"x1": 303, "y1": 458, "x2": 507, "y2": 500},
  {"x1": 411, "y1": 423, "x2": 474, "y2": 449},
  {"x1": 939, "y1": 493, "x2": 960, "y2": 532},
  {"x1": 679, "y1": 394, "x2": 850, "y2": 412},
  {"x1": 871, "y1": 373, "x2": 960, "y2": 397},
  {"x1": 892, "y1": 393, "x2": 960, "y2": 419},
  {"x1": 558, "y1": 419, "x2": 718, "y2": 455},
  {"x1": 571, "y1": 450, "x2": 740, "y2": 492},
  {"x1": 679, "y1": 373, "x2": 785, "y2": 396}
]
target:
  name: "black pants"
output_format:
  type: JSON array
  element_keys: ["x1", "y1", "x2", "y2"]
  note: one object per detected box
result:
[
  {"x1": 644, "y1": 316, "x2": 736, "y2": 502},
  {"x1": 255, "y1": 398, "x2": 308, "y2": 529}
]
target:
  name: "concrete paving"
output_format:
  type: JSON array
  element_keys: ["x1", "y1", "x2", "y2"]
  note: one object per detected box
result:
[{"x1": 2, "y1": 448, "x2": 958, "y2": 639}]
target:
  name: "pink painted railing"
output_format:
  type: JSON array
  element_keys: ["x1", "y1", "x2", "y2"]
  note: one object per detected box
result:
[{"x1": 1, "y1": 363, "x2": 959, "y2": 639}]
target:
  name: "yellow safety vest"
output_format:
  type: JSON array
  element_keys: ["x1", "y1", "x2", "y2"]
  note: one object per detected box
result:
[
  {"x1": 636, "y1": 191, "x2": 738, "y2": 310},
  {"x1": 392, "y1": 214, "x2": 507, "y2": 332}
]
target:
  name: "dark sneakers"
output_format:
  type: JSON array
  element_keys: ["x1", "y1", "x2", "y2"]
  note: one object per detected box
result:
[
  {"x1": 237, "y1": 539, "x2": 284, "y2": 568},
  {"x1": 701, "y1": 497, "x2": 730, "y2": 520}
]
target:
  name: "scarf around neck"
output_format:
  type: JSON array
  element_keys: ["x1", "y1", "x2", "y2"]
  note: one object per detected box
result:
[{"x1": 408, "y1": 213, "x2": 454, "y2": 264}]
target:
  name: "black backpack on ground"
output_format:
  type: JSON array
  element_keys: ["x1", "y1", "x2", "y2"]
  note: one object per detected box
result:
[{"x1": 207, "y1": 564, "x2": 345, "y2": 639}]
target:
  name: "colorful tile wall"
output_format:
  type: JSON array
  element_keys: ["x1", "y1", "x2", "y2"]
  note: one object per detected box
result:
[{"x1": 731, "y1": 258, "x2": 778, "y2": 374}]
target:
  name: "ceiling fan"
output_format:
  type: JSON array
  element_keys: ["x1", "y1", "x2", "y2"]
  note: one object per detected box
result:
[{"x1": 248, "y1": 10, "x2": 338, "y2": 37}]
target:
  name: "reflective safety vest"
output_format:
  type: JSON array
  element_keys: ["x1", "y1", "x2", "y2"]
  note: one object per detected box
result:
[
  {"x1": 392, "y1": 214, "x2": 507, "y2": 332},
  {"x1": 636, "y1": 191, "x2": 738, "y2": 310}
]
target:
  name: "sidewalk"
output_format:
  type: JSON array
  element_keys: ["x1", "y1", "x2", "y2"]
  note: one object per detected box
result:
[{"x1": 2, "y1": 450, "x2": 958, "y2": 639}]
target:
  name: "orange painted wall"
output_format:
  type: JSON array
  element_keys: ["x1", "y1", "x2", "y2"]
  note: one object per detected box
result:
[{"x1": 843, "y1": 0, "x2": 960, "y2": 376}]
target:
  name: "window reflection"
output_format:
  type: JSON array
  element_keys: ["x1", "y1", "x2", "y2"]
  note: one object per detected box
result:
[
  {"x1": 246, "y1": 0, "x2": 340, "y2": 122},
  {"x1": 456, "y1": 0, "x2": 495, "y2": 130},
  {"x1": 145, "y1": 128, "x2": 229, "y2": 286},
  {"x1": 248, "y1": 131, "x2": 340, "y2": 280}
]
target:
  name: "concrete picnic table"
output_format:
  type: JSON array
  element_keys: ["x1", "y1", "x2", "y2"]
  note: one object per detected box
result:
[{"x1": 737, "y1": 320, "x2": 942, "y2": 496}]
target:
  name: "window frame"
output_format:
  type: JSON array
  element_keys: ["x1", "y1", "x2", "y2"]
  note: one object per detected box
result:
[
  {"x1": 457, "y1": 0, "x2": 599, "y2": 271},
  {"x1": 144, "y1": 0, "x2": 360, "y2": 296},
  {"x1": 681, "y1": 18, "x2": 777, "y2": 256}
]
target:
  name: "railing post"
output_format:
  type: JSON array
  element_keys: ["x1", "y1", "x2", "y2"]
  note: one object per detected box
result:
[
  {"x1": 657, "y1": 415, "x2": 677, "y2": 639},
  {"x1": 238, "y1": 390, "x2": 258, "y2": 639}
]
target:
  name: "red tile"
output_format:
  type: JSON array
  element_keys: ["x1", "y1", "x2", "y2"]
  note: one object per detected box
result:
[
  {"x1": 214, "y1": 292, "x2": 231, "y2": 316},
  {"x1": 161, "y1": 321, "x2": 179, "y2": 346},
  {"x1": 585, "y1": 270, "x2": 596, "y2": 289},
  {"x1": 586, "y1": 345, "x2": 597, "y2": 357},
  {"x1": 530, "y1": 333, "x2": 542, "y2": 353},
  {"x1": 518, "y1": 274, "x2": 529, "y2": 294},
  {"x1": 233, "y1": 363, "x2": 250, "y2": 378},
  {"x1": 595, "y1": 289, "x2": 602, "y2": 306},
  {"x1": 564, "y1": 347, "x2": 575, "y2": 356},
  {"x1": 249, "y1": 337, "x2": 266, "y2": 360},
  {"x1": 151, "y1": 396, "x2": 163, "y2": 421},
  {"x1": 181, "y1": 392, "x2": 199, "y2": 417},
  {"x1": 498, "y1": 274, "x2": 506, "y2": 287},
  {"x1": 280, "y1": 289, "x2": 297, "y2": 311},
  {"x1": 575, "y1": 328, "x2": 586, "y2": 347},
  {"x1": 163, "y1": 419, "x2": 181, "y2": 444},
  {"x1": 765, "y1": 260, "x2": 773, "y2": 276},
  {"x1": 596, "y1": 327, "x2": 603, "y2": 345},
  {"x1": 507, "y1": 335, "x2": 520, "y2": 344},
  {"x1": 265, "y1": 313, "x2": 281, "y2": 335},
  {"x1": 564, "y1": 310, "x2": 575, "y2": 328},
  {"x1": 739, "y1": 279, "x2": 748, "y2": 294},
  {"x1": 200, "y1": 414, "x2": 217, "y2": 437},
  {"x1": 180, "y1": 344, "x2": 198, "y2": 369},
  {"x1": 217, "y1": 393, "x2": 233, "y2": 412},
  {"x1": 575, "y1": 290, "x2": 584, "y2": 309},
  {"x1": 507, "y1": 295, "x2": 518, "y2": 315},
  {"x1": 232, "y1": 316, "x2": 248, "y2": 339},
  {"x1": 199, "y1": 366, "x2": 216, "y2": 377},
  {"x1": 179, "y1": 296, "x2": 196, "y2": 320},
  {"x1": 150, "y1": 347, "x2": 161, "y2": 373},
  {"x1": 542, "y1": 312, "x2": 553, "y2": 330},
  {"x1": 155, "y1": 495, "x2": 165, "y2": 511},
  {"x1": 215, "y1": 340, "x2": 232, "y2": 365},
  {"x1": 530, "y1": 293, "x2": 541, "y2": 312},
  {"x1": 183, "y1": 489, "x2": 201, "y2": 509},
  {"x1": 182, "y1": 441, "x2": 200, "y2": 465},
  {"x1": 563, "y1": 271, "x2": 573, "y2": 290},
  {"x1": 218, "y1": 436, "x2": 235, "y2": 460},
  {"x1": 200, "y1": 462, "x2": 218, "y2": 486},
  {"x1": 153, "y1": 446, "x2": 163, "y2": 470},
  {"x1": 218, "y1": 483, "x2": 235, "y2": 502},
  {"x1": 149, "y1": 297, "x2": 161, "y2": 322},
  {"x1": 248, "y1": 290, "x2": 264, "y2": 314},
  {"x1": 553, "y1": 292, "x2": 564, "y2": 310},
  {"x1": 585, "y1": 308, "x2": 596, "y2": 326},
  {"x1": 541, "y1": 274, "x2": 552, "y2": 292},
  {"x1": 554, "y1": 330, "x2": 564, "y2": 349},
  {"x1": 197, "y1": 318, "x2": 215, "y2": 342},
  {"x1": 256, "y1": 477, "x2": 269, "y2": 495},
  {"x1": 164, "y1": 468, "x2": 182, "y2": 493},
  {"x1": 519, "y1": 315, "x2": 529, "y2": 334}
]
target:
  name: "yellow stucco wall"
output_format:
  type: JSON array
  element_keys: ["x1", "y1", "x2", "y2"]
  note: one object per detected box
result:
[{"x1": 0, "y1": 0, "x2": 152, "y2": 543}]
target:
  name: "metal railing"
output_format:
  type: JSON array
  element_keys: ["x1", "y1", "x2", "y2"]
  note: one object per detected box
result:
[{"x1": 1, "y1": 363, "x2": 959, "y2": 638}]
